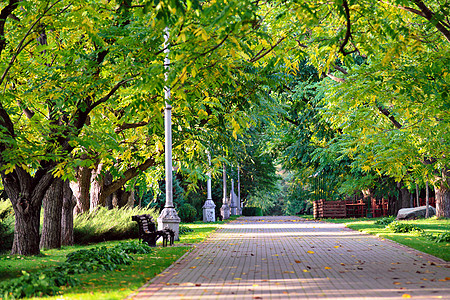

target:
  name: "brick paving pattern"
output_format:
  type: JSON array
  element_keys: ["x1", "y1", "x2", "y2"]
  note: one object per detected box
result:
[{"x1": 129, "y1": 216, "x2": 450, "y2": 299}]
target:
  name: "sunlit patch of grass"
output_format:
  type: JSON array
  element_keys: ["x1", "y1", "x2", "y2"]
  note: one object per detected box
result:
[
  {"x1": 0, "y1": 219, "x2": 226, "y2": 300},
  {"x1": 324, "y1": 217, "x2": 450, "y2": 261},
  {"x1": 28, "y1": 246, "x2": 191, "y2": 300}
]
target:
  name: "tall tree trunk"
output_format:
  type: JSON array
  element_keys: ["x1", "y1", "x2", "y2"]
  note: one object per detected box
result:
[
  {"x1": 90, "y1": 163, "x2": 105, "y2": 211},
  {"x1": 111, "y1": 188, "x2": 131, "y2": 208},
  {"x1": 103, "y1": 171, "x2": 113, "y2": 209},
  {"x1": 125, "y1": 190, "x2": 135, "y2": 208},
  {"x1": 11, "y1": 202, "x2": 42, "y2": 255},
  {"x1": 71, "y1": 165, "x2": 92, "y2": 215},
  {"x1": 388, "y1": 195, "x2": 397, "y2": 216},
  {"x1": 435, "y1": 169, "x2": 450, "y2": 218},
  {"x1": 397, "y1": 181, "x2": 411, "y2": 209},
  {"x1": 112, "y1": 191, "x2": 120, "y2": 208},
  {"x1": 416, "y1": 183, "x2": 420, "y2": 207},
  {"x1": 61, "y1": 180, "x2": 76, "y2": 246},
  {"x1": 2, "y1": 168, "x2": 54, "y2": 255},
  {"x1": 40, "y1": 178, "x2": 64, "y2": 250}
]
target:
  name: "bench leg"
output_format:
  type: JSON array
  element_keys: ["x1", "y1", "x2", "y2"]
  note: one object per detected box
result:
[{"x1": 143, "y1": 233, "x2": 158, "y2": 247}]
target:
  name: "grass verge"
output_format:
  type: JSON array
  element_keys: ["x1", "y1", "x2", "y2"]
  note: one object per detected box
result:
[
  {"x1": 313, "y1": 216, "x2": 450, "y2": 261},
  {"x1": 0, "y1": 220, "x2": 226, "y2": 300}
]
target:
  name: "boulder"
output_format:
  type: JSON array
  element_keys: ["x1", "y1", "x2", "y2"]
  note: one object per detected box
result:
[{"x1": 396, "y1": 206, "x2": 436, "y2": 220}]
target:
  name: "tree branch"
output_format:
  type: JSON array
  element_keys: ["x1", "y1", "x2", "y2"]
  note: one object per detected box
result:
[
  {"x1": 114, "y1": 121, "x2": 149, "y2": 134},
  {"x1": 339, "y1": 0, "x2": 358, "y2": 56},
  {"x1": 16, "y1": 101, "x2": 35, "y2": 119},
  {"x1": 326, "y1": 73, "x2": 346, "y2": 83},
  {"x1": 90, "y1": 78, "x2": 134, "y2": 109},
  {"x1": 100, "y1": 154, "x2": 160, "y2": 201},
  {"x1": 376, "y1": 105, "x2": 402, "y2": 129},
  {"x1": 413, "y1": 0, "x2": 450, "y2": 42},
  {"x1": 0, "y1": 0, "x2": 20, "y2": 55},
  {"x1": 250, "y1": 35, "x2": 286, "y2": 63},
  {"x1": 326, "y1": 73, "x2": 404, "y2": 130},
  {"x1": 379, "y1": 0, "x2": 426, "y2": 17},
  {"x1": 0, "y1": 0, "x2": 63, "y2": 87},
  {"x1": 284, "y1": 115, "x2": 300, "y2": 126},
  {"x1": 195, "y1": 34, "x2": 229, "y2": 58},
  {"x1": 67, "y1": 77, "x2": 135, "y2": 152},
  {"x1": 333, "y1": 65, "x2": 348, "y2": 75}
]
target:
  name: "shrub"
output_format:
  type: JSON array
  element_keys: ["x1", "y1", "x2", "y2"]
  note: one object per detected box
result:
[
  {"x1": 385, "y1": 221, "x2": 423, "y2": 233},
  {"x1": 179, "y1": 224, "x2": 193, "y2": 235},
  {"x1": 242, "y1": 207, "x2": 263, "y2": 216},
  {"x1": 0, "y1": 241, "x2": 144, "y2": 299},
  {"x1": 374, "y1": 216, "x2": 395, "y2": 226},
  {"x1": 64, "y1": 246, "x2": 133, "y2": 274},
  {"x1": 0, "y1": 269, "x2": 77, "y2": 299},
  {"x1": 177, "y1": 203, "x2": 197, "y2": 223},
  {"x1": 0, "y1": 200, "x2": 14, "y2": 253},
  {"x1": 421, "y1": 231, "x2": 450, "y2": 243},
  {"x1": 74, "y1": 206, "x2": 157, "y2": 244}
]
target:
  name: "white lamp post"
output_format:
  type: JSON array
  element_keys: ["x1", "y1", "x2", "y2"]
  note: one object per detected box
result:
[
  {"x1": 237, "y1": 165, "x2": 242, "y2": 215},
  {"x1": 230, "y1": 178, "x2": 237, "y2": 215},
  {"x1": 220, "y1": 163, "x2": 230, "y2": 220},
  {"x1": 157, "y1": 27, "x2": 181, "y2": 240},
  {"x1": 202, "y1": 151, "x2": 216, "y2": 222}
]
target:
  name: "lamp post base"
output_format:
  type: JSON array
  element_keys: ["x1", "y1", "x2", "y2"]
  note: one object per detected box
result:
[
  {"x1": 157, "y1": 207, "x2": 181, "y2": 241},
  {"x1": 203, "y1": 199, "x2": 216, "y2": 222},
  {"x1": 220, "y1": 202, "x2": 230, "y2": 220}
]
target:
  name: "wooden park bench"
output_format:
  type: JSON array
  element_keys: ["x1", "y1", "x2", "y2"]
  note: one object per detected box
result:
[{"x1": 132, "y1": 214, "x2": 175, "y2": 247}]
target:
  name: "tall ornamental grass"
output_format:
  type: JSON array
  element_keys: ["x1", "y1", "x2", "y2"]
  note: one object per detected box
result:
[{"x1": 74, "y1": 206, "x2": 158, "y2": 244}]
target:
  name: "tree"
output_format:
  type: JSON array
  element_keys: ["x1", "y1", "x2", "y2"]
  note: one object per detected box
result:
[
  {"x1": 0, "y1": 0, "x2": 269, "y2": 255},
  {"x1": 254, "y1": 0, "x2": 449, "y2": 217}
]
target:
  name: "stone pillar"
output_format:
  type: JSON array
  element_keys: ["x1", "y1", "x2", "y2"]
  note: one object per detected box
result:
[
  {"x1": 158, "y1": 27, "x2": 180, "y2": 240},
  {"x1": 220, "y1": 164, "x2": 230, "y2": 220},
  {"x1": 203, "y1": 152, "x2": 216, "y2": 222},
  {"x1": 230, "y1": 179, "x2": 238, "y2": 215}
]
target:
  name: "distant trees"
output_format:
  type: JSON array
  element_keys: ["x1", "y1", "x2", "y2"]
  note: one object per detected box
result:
[{"x1": 257, "y1": 0, "x2": 449, "y2": 217}]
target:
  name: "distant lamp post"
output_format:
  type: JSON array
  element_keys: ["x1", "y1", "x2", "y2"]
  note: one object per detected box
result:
[
  {"x1": 203, "y1": 151, "x2": 216, "y2": 222},
  {"x1": 230, "y1": 179, "x2": 238, "y2": 215},
  {"x1": 220, "y1": 164, "x2": 230, "y2": 220},
  {"x1": 157, "y1": 27, "x2": 180, "y2": 240},
  {"x1": 237, "y1": 165, "x2": 242, "y2": 215}
]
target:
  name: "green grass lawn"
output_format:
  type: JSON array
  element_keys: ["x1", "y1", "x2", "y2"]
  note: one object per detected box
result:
[
  {"x1": 0, "y1": 221, "x2": 224, "y2": 300},
  {"x1": 311, "y1": 216, "x2": 450, "y2": 261}
]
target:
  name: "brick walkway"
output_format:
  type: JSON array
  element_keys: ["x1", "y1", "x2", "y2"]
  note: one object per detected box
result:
[{"x1": 128, "y1": 216, "x2": 450, "y2": 299}]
